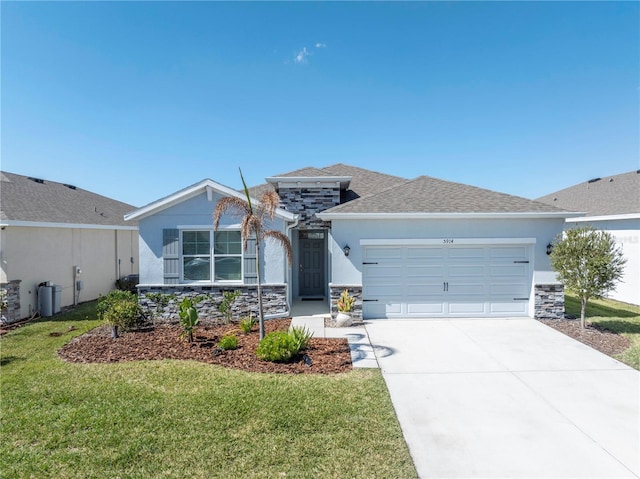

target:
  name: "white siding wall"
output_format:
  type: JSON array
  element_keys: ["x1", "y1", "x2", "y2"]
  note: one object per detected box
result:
[
  {"x1": 137, "y1": 190, "x2": 288, "y2": 285},
  {"x1": 1, "y1": 226, "x2": 138, "y2": 319},
  {"x1": 567, "y1": 218, "x2": 640, "y2": 306}
]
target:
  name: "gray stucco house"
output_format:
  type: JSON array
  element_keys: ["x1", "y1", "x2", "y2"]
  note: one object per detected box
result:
[
  {"x1": 125, "y1": 164, "x2": 577, "y2": 321},
  {"x1": 537, "y1": 170, "x2": 639, "y2": 306}
]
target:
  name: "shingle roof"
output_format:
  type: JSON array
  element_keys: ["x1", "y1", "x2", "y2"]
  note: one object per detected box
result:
[
  {"x1": 536, "y1": 170, "x2": 640, "y2": 216},
  {"x1": 0, "y1": 171, "x2": 137, "y2": 226},
  {"x1": 247, "y1": 163, "x2": 406, "y2": 201},
  {"x1": 325, "y1": 175, "x2": 569, "y2": 214}
]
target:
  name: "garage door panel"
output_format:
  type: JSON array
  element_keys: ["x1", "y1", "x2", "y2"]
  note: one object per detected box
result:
[
  {"x1": 449, "y1": 265, "x2": 485, "y2": 277},
  {"x1": 448, "y1": 248, "x2": 485, "y2": 259},
  {"x1": 490, "y1": 282, "x2": 529, "y2": 295},
  {"x1": 407, "y1": 302, "x2": 446, "y2": 314},
  {"x1": 448, "y1": 302, "x2": 487, "y2": 315},
  {"x1": 362, "y1": 244, "x2": 532, "y2": 319},
  {"x1": 490, "y1": 302, "x2": 529, "y2": 314},
  {"x1": 490, "y1": 264, "x2": 528, "y2": 276},
  {"x1": 407, "y1": 248, "x2": 446, "y2": 260},
  {"x1": 408, "y1": 284, "x2": 445, "y2": 296},
  {"x1": 365, "y1": 247, "x2": 403, "y2": 261},
  {"x1": 407, "y1": 265, "x2": 445, "y2": 277}
]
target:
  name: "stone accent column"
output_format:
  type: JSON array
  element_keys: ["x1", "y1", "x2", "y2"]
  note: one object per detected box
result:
[
  {"x1": 534, "y1": 283, "x2": 565, "y2": 319},
  {"x1": 330, "y1": 284, "x2": 362, "y2": 321},
  {"x1": 277, "y1": 187, "x2": 340, "y2": 228},
  {"x1": 0, "y1": 280, "x2": 22, "y2": 324}
]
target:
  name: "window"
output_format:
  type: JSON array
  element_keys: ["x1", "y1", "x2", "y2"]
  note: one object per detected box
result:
[
  {"x1": 181, "y1": 230, "x2": 242, "y2": 282},
  {"x1": 214, "y1": 231, "x2": 242, "y2": 281},
  {"x1": 182, "y1": 231, "x2": 211, "y2": 281}
]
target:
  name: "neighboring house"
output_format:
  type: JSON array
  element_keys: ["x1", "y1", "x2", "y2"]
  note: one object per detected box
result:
[
  {"x1": 537, "y1": 170, "x2": 640, "y2": 306},
  {"x1": 0, "y1": 172, "x2": 139, "y2": 322},
  {"x1": 126, "y1": 163, "x2": 577, "y2": 321}
]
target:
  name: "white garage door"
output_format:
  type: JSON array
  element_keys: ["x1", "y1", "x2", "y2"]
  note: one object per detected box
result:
[{"x1": 362, "y1": 243, "x2": 532, "y2": 319}]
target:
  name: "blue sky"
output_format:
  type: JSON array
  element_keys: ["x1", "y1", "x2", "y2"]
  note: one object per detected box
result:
[{"x1": 2, "y1": 1, "x2": 638, "y2": 208}]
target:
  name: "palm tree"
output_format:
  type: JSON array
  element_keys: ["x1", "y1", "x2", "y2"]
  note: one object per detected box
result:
[{"x1": 213, "y1": 168, "x2": 293, "y2": 339}]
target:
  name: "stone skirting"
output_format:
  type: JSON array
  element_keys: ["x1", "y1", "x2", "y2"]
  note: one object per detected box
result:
[
  {"x1": 329, "y1": 284, "x2": 363, "y2": 320},
  {"x1": 0, "y1": 280, "x2": 21, "y2": 324},
  {"x1": 138, "y1": 284, "x2": 288, "y2": 323},
  {"x1": 534, "y1": 283, "x2": 565, "y2": 320}
]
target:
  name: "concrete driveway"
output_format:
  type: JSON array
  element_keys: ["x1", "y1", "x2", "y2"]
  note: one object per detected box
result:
[{"x1": 364, "y1": 319, "x2": 640, "y2": 479}]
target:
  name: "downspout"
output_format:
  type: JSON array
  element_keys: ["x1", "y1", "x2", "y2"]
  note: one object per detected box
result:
[{"x1": 265, "y1": 216, "x2": 298, "y2": 319}]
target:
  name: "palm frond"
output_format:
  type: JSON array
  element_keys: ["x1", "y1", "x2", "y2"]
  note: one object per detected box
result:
[
  {"x1": 213, "y1": 197, "x2": 250, "y2": 230},
  {"x1": 260, "y1": 190, "x2": 281, "y2": 220},
  {"x1": 239, "y1": 167, "x2": 254, "y2": 214},
  {"x1": 262, "y1": 230, "x2": 293, "y2": 265}
]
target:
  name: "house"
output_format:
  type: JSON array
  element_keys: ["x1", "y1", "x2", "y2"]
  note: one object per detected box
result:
[
  {"x1": 126, "y1": 164, "x2": 577, "y2": 321},
  {"x1": 537, "y1": 170, "x2": 640, "y2": 306},
  {"x1": 0, "y1": 171, "x2": 139, "y2": 322}
]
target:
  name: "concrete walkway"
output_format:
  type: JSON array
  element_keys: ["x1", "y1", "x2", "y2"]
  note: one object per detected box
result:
[
  {"x1": 365, "y1": 319, "x2": 640, "y2": 479},
  {"x1": 290, "y1": 315, "x2": 378, "y2": 368}
]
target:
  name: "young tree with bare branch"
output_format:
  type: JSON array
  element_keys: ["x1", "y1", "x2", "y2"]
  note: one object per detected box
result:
[{"x1": 213, "y1": 168, "x2": 293, "y2": 339}]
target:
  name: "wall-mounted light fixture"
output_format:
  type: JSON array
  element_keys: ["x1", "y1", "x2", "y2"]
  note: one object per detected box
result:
[
  {"x1": 343, "y1": 244, "x2": 351, "y2": 257},
  {"x1": 546, "y1": 242, "x2": 554, "y2": 255}
]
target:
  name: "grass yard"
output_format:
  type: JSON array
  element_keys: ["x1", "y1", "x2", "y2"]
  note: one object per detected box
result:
[
  {"x1": 565, "y1": 292, "x2": 640, "y2": 370},
  {"x1": 0, "y1": 302, "x2": 417, "y2": 479}
]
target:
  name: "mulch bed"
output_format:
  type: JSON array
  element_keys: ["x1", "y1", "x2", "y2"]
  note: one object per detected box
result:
[
  {"x1": 58, "y1": 319, "x2": 352, "y2": 374},
  {"x1": 538, "y1": 319, "x2": 630, "y2": 357}
]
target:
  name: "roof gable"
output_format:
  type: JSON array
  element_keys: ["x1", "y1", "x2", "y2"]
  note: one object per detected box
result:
[
  {"x1": 0, "y1": 171, "x2": 137, "y2": 227},
  {"x1": 125, "y1": 178, "x2": 295, "y2": 222},
  {"x1": 536, "y1": 170, "x2": 640, "y2": 216}
]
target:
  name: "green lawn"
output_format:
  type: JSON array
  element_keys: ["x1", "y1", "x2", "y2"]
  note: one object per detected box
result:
[
  {"x1": 0, "y1": 302, "x2": 417, "y2": 479},
  {"x1": 565, "y1": 292, "x2": 640, "y2": 370}
]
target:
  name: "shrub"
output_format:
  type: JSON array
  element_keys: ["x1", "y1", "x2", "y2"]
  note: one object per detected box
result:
[
  {"x1": 217, "y1": 334, "x2": 239, "y2": 350},
  {"x1": 239, "y1": 314, "x2": 258, "y2": 334},
  {"x1": 256, "y1": 331, "x2": 296, "y2": 362},
  {"x1": 97, "y1": 290, "x2": 142, "y2": 337},
  {"x1": 218, "y1": 290, "x2": 241, "y2": 323},
  {"x1": 289, "y1": 326, "x2": 313, "y2": 352},
  {"x1": 256, "y1": 327, "x2": 314, "y2": 363}
]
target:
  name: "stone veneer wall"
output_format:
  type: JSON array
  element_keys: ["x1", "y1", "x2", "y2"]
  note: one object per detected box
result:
[
  {"x1": 329, "y1": 285, "x2": 363, "y2": 320},
  {"x1": 0, "y1": 280, "x2": 21, "y2": 324},
  {"x1": 138, "y1": 284, "x2": 288, "y2": 323},
  {"x1": 277, "y1": 187, "x2": 340, "y2": 228},
  {"x1": 534, "y1": 283, "x2": 565, "y2": 320}
]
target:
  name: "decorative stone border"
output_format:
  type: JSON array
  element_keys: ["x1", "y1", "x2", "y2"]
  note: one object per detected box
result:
[{"x1": 137, "y1": 284, "x2": 288, "y2": 323}]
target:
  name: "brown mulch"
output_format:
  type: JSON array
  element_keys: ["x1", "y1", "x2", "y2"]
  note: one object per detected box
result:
[
  {"x1": 58, "y1": 319, "x2": 352, "y2": 374},
  {"x1": 538, "y1": 319, "x2": 630, "y2": 357}
]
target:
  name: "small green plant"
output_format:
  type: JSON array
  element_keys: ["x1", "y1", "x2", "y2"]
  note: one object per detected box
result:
[
  {"x1": 289, "y1": 326, "x2": 313, "y2": 352},
  {"x1": 256, "y1": 326, "x2": 314, "y2": 363},
  {"x1": 239, "y1": 313, "x2": 258, "y2": 334},
  {"x1": 178, "y1": 298, "x2": 200, "y2": 343},
  {"x1": 217, "y1": 290, "x2": 241, "y2": 323},
  {"x1": 97, "y1": 290, "x2": 142, "y2": 338},
  {"x1": 337, "y1": 289, "x2": 354, "y2": 313},
  {"x1": 217, "y1": 333, "x2": 239, "y2": 350},
  {"x1": 256, "y1": 331, "x2": 295, "y2": 362}
]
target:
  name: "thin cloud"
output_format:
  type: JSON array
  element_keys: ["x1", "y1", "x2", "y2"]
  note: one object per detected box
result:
[
  {"x1": 294, "y1": 47, "x2": 310, "y2": 64},
  {"x1": 315, "y1": 42, "x2": 326, "y2": 48}
]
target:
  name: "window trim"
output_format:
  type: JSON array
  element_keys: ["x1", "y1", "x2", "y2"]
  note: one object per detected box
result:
[{"x1": 178, "y1": 227, "x2": 243, "y2": 284}]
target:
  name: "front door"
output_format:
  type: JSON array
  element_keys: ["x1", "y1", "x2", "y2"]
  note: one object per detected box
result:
[{"x1": 298, "y1": 230, "x2": 325, "y2": 298}]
